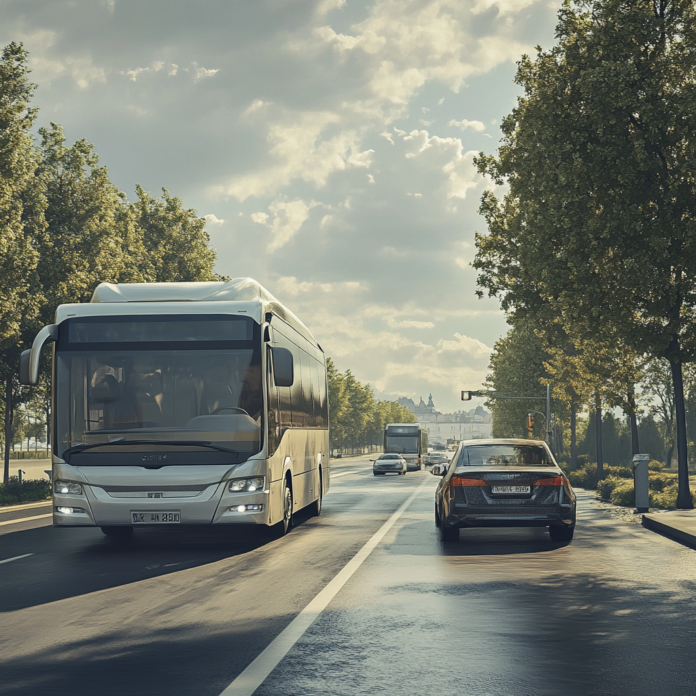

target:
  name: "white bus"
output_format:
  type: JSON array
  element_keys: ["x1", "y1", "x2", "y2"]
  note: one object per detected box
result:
[
  {"x1": 383, "y1": 423, "x2": 428, "y2": 471},
  {"x1": 20, "y1": 278, "x2": 329, "y2": 538}
]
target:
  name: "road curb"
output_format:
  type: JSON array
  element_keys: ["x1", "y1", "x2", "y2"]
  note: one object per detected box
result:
[
  {"x1": 642, "y1": 514, "x2": 696, "y2": 550},
  {"x1": 0, "y1": 500, "x2": 52, "y2": 514}
]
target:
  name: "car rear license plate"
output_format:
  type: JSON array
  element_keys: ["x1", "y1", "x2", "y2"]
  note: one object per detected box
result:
[
  {"x1": 491, "y1": 486, "x2": 530, "y2": 494},
  {"x1": 131, "y1": 511, "x2": 180, "y2": 524}
]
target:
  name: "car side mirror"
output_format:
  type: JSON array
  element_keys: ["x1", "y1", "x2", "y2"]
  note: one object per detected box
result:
[
  {"x1": 431, "y1": 464, "x2": 446, "y2": 476},
  {"x1": 271, "y1": 347, "x2": 294, "y2": 387}
]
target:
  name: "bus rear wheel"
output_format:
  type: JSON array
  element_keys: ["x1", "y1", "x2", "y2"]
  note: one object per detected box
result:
[{"x1": 308, "y1": 473, "x2": 322, "y2": 517}]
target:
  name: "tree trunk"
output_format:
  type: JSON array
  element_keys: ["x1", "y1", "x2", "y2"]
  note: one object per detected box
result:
[
  {"x1": 669, "y1": 358, "x2": 693, "y2": 509},
  {"x1": 627, "y1": 388, "x2": 640, "y2": 457},
  {"x1": 570, "y1": 402, "x2": 577, "y2": 471},
  {"x1": 4, "y1": 376, "x2": 12, "y2": 484},
  {"x1": 595, "y1": 392, "x2": 604, "y2": 480}
]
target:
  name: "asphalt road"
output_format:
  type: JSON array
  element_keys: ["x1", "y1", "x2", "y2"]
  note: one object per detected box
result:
[{"x1": 2, "y1": 456, "x2": 696, "y2": 696}]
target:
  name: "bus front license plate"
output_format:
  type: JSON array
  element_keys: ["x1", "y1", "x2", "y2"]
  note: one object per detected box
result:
[
  {"x1": 131, "y1": 511, "x2": 181, "y2": 524},
  {"x1": 491, "y1": 486, "x2": 530, "y2": 494}
]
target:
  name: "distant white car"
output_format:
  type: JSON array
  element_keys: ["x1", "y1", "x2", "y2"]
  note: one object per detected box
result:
[
  {"x1": 425, "y1": 453, "x2": 448, "y2": 466},
  {"x1": 372, "y1": 453, "x2": 407, "y2": 476}
]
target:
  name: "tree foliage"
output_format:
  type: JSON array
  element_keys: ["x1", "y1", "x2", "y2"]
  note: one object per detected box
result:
[
  {"x1": 0, "y1": 43, "x2": 220, "y2": 480},
  {"x1": 326, "y1": 358, "x2": 416, "y2": 450},
  {"x1": 474, "y1": 0, "x2": 696, "y2": 505}
]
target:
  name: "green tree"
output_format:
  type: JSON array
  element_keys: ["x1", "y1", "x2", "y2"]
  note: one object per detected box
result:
[
  {"x1": 474, "y1": 0, "x2": 696, "y2": 507},
  {"x1": 486, "y1": 320, "x2": 551, "y2": 440},
  {"x1": 0, "y1": 43, "x2": 46, "y2": 482},
  {"x1": 133, "y1": 185, "x2": 218, "y2": 282}
]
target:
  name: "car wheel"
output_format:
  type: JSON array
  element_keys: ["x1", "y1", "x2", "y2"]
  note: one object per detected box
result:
[
  {"x1": 440, "y1": 525, "x2": 459, "y2": 543},
  {"x1": 101, "y1": 526, "x2": 133, "y2": 539},
  {"x1": 549, "y1": 525, "x2": 574, "y2": 542}
]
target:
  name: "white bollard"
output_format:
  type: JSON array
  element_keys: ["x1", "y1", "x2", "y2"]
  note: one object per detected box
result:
[{"x1": 632, "y1": 454, "x2": 650, "y2": 513}]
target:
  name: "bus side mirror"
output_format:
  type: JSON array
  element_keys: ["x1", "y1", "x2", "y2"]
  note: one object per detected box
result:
[
  {"x1": 19, "y1": 324, "x2": 59, "y2": 386},
  {"x1": 19, "y1": 350, "x2": 31, "y2": 385},
  {"x1": 272, "y1": 347, "x2": 294, "y2": 387}
]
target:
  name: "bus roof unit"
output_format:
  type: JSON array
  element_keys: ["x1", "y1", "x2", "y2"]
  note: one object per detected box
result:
[{"x1": 54, "y1": 278, "x2": 318, "y2": 346}]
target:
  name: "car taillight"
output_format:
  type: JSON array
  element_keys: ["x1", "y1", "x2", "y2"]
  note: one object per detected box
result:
[
  {"x1": 534, "y1": 476, "x2": 564, "y2": 486},
  {"x1": 451, "y1": 477, "x2": 487, "y2": 487}
]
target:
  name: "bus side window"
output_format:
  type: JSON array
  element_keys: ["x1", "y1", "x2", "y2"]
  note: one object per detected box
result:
[
  {"x1": 274, "y1": 335, "x2": 293, "y2": 436},
  {"x1": 317, "y1": 358, "x2": 328, "y2": 429},
  {"x1": 300, "y1": 350, "x2": 314, "y2": 428},
  {"x1": 266, "y1": 346, "x2": 280, "y2": 455},
  {"x1": 290, "y1": 344, "x2": 305, "y2": 427}
]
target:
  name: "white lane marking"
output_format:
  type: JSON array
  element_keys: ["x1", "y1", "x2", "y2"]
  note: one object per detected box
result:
[
  {"x1": 220, "y1": 476, "x2": 432, "y2": 696},
  {"x1": 0, "y1": 514, "x2": 52, "y2": 527},
  {"x1": 329, "y1": 470, "x2": 358, "y2": 479},
  {"x1": 0, "y1": 553, "x2": 34, "y2": 565}
]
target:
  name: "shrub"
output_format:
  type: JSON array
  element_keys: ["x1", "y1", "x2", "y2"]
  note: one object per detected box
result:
[
  {"x1": 648, "y1": 460, "x2": 664, "y2": 472},
  {"x1": 569, "y1": 462, "x2": 633, "y2": 490},
  {"x1": 610, "y1": 481, "x2": 635, "y2": 507},
  {"x1": 0, "y1": 477, "x2": 51, "y2": 506},
  {"x1": 648, "y1": 472, "x2": 677, "y2": 492},
  {"x1": 596, "y1": 475, "x2": 623, "y2": 500}
]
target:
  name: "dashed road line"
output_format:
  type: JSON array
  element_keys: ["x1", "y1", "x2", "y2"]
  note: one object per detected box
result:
[
  {"x1": 219, "y1": 476, "x2": 431, "y2": 696},
  {"x1": 330, "y1": 470, "x2": 359, "y2": 479},
  {"x1": 0, "y1": 553, "x2": 34, "y2": 565}
]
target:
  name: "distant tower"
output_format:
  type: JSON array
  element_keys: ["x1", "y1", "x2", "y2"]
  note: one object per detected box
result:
[{"x1": 427, "y1": 393, "x2": 435, "y2": 409}]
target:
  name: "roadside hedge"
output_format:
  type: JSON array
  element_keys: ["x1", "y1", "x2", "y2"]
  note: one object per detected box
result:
[
  {"x1": 569, "y1": 461, "x2": 696, "y2": 509},
  {"x1": 0, "y1": 477, "x2": 51, "y2": 506}
]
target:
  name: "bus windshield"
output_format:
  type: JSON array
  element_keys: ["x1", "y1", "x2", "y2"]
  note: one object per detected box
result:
[
  {"x1": 56, "y1": 348, "x2": 263, "y2": 460},
  {"x1": 385, "y1": 436, "x2": 419, "y2": 454}
]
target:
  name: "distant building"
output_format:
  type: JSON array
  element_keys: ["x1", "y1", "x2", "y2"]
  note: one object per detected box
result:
[{"x1": 399, "y1": 394, "x2": 492, "y2": 444}]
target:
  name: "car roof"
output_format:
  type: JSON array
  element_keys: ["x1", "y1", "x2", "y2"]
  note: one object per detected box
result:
[{"x1": 457, "y1": 438, "x2": 547, "y2": 447}]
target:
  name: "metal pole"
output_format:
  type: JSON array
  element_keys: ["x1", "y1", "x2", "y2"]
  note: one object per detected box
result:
[{"x1": 545, "y1": 385, "x2": 550, "y2": 443}]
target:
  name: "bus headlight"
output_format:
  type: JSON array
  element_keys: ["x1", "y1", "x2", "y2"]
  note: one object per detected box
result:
[
  {"x1": 228, "y1": 477, "x2": 265, "y2": 493},
  {"x1": 54, "y1": 480, "x2": 83, "y2": 495}
]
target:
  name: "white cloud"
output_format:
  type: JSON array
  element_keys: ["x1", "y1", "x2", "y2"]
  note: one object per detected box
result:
[
  {"x1": 204, "y1": 214, "x2": 225, "y2": 225},
  {"x1": 449, "y1": 118, "x2": 486, "y2": 132},
  {"x1": 265, "y1": 199, "x2": 319, "y2": 252},
  {"x1": 250, "y1": 212, "x2": 269, "y2": 225},
  {"x1": 193, "y1": 63, "x2": 219, "y2": 81}
]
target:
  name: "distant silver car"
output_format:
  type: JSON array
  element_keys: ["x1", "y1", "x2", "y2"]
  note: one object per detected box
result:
[
  {"x1": 425, "y1": 453, "x2": 448, "y2": 466},
  {"x1": 372, "y1": 453, "x2": 407, "y2": 476}
]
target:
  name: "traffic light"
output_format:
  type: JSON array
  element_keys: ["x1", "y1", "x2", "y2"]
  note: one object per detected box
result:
[
  {"x1": 525, "y1": 414, "x2": 535, "y2": 437},
  {"x1": 461, "y1": 391, "x2": 472, "y2": 401}
]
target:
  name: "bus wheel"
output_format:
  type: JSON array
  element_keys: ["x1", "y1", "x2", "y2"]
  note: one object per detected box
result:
[
  {"x1": 309, "y1": 473, "x2": 322, "y2": 517},
  {"x1": 271, "y1": 478, "x2": 294, "y2": 538},
  {"x1": 101, "y1": 526, "x2": 133, "y2": 539}
]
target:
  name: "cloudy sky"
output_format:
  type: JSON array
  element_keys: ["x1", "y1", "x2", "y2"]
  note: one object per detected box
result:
[{"x1": 2, "y1": 0, "x2": 562, "y2": 413}]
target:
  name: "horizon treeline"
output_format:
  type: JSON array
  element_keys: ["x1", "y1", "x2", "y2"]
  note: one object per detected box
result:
[{"x1": 327, "y1": 359, "x2": 416, "y2": 452}]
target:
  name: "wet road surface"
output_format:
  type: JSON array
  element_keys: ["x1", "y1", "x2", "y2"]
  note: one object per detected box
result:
[{"x1": 2, "y1": 456, "x2": 696, "y2": 695}]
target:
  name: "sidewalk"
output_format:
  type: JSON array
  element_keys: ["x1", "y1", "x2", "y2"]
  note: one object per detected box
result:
[
  {"x1": 642, "y1": 511, "x2": 696, "y2": 548},
  {"x1": 3, "y1": 460, "x2": 52, "y2": 480}
]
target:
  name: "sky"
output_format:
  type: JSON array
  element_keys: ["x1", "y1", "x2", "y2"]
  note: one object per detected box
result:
[{"x1": 1, "y1": 0, "x2": 562, "y2": 413}]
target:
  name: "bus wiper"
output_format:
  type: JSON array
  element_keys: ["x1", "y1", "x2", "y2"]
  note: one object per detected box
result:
[{"x1": 63, "y1": 440, "x2": 240, "y2": 459}]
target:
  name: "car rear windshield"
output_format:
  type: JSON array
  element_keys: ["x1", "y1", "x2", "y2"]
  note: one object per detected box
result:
[{"x1": 456, "y1": 444, "x2": 553, "y2": 468}]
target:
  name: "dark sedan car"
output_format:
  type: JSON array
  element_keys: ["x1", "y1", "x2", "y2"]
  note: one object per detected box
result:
[{"x1": 433, "y1": 439, "x2": 576, "y2": 543}]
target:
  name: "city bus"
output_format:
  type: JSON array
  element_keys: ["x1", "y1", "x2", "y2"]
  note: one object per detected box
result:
[
  {"x1": 19, "y1": 278, "x2": 329, "y2": 538},
  {"x1": 383, "y1": 423, "x2": 428, "y2": 471}
]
